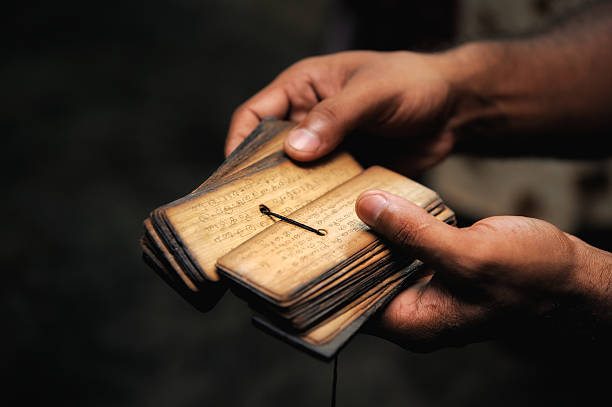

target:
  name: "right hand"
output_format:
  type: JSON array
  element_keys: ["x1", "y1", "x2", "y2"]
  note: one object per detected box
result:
[
  {"x1": 225, "y1": 50, "x2": 463, "y2": 175},
  {"x1": 355, "y1": 190, "x2": 612, "y2": 351}
]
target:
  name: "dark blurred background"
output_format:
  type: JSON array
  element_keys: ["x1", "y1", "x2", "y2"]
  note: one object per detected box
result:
[{"x1": 4, "y1": 0, "x2": 611, "y2": 406}]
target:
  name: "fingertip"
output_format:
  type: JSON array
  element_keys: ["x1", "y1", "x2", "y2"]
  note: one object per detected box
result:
[
  {"x1": 356, "y1": 189, "x2": 385, "y2": 201},
  {"x1": 356, "y1": 190, "x2": 425, "y2": 226},
  {"x1": 224, "y1": 143, "x2": 234, "y2": 158},
  {"x1": 224, "y1": 138, "x2": 239, "y2": 158},
  {"x1": 284, "y1": 128, "x2": 324, "y2": 162},
  {"x1": 355, "y1": 190, "x2": 388, "y2": 227}
]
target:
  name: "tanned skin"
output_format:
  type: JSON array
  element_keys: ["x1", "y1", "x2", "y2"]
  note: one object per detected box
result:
[{"x1": 225, "y1": 2, "x2": 612, "y2": 351}]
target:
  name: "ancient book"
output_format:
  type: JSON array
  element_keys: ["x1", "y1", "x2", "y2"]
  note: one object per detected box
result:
[{"x1": 141, "y1": 118, "x2": 455, "y2": 359}]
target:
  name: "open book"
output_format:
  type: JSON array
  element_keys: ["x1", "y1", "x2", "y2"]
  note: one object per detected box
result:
[{"x1": 141, "y1": 118, "x2": 455, "y2": 359}]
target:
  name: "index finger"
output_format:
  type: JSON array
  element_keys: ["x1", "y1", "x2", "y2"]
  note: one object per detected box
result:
[
  {"x1": 373, "y1": 276, "x2": 488, "y2": 352},
  {"x1": 225, "y1": 86, "x2": 290, "y2": 157}
]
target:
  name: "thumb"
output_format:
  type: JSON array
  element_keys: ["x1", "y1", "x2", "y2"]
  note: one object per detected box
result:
[
  {"x1": 284, "y1": 82, "x2": 385, "y2": 161},
  {"x1": 355, "y1": 190, "x2": 468, "y2": 271}
]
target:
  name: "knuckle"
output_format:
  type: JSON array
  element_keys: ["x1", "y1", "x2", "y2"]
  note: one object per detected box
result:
[
  {"x1": 285, "y1": 79, "x2": 317, "y2": 109},
  {"x1": 391, "y1": 219, "x2": 419, "y2": 247},
  {"x1": 310, "y1": 104, "x2": 339, "y2": 125},
  {"x1": 231, "y1": 104, "x2": 248, "y2": 120},
  {"x1": 460, "y1": 246, "x2": 494, "y2": 275},
  {"x1": 287, "y1": 56, "x2": 318, "y2": 73},
  {"x1": 455, "y1": 227, "x2": 497, "y2": 274}
]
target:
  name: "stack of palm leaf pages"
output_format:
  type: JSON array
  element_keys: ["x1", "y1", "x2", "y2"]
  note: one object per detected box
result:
[{"x1": 141, "y1": 118, "x2": 455, "y2": 359}]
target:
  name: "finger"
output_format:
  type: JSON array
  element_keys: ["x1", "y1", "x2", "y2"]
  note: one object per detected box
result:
[
  {"x1": 374, "y1": 277, "x2": 488, "y2": 352},
  {"x1": 360, "y1": 271, "x2": 434, "y2": 336},
  {"x1": 355, "y1": 190, "x2": 475, "y2": 273},
  {"x1": 284, "y1": 79, "x2": 389, "y2": 162},
  {"x1": 225, "y1": 87, "x2": 290, "y2": 157}
]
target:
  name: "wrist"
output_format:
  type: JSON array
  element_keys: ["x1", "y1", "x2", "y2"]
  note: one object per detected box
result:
[
  {"x1": 567, "y1": 235, "x2": 612, "y2": 318},
  {"x1": 434, "y1": 41, "x2": 511, "y2": 146}
]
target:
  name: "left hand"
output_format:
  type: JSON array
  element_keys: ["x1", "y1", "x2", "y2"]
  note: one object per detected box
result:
[{"x1": 225, "y1": 51, "x2": 461, "y2": 175}]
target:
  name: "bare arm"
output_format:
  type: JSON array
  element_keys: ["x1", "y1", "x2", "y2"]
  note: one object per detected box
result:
[
  {"x1": 226, "y1": 2, "x2": 612, "y2": 164},
  {"x1": 446, "y1": 1, "x2": 612, "y2": 158}
]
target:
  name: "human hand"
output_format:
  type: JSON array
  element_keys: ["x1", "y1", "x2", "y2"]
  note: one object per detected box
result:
[
  {"x1": 226, "y1": 51, "x2": 462, "y2": 174},
  {"x1": 355, "y1": 190, "x2": 612, "y2": 351}
]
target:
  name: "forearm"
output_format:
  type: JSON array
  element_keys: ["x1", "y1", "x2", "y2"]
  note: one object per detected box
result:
[
  {"x1": 441, "y1": 2, "x2": 612, "y2": 158},
  {"x1": 570, "y1": 236, "x2": 612, "y2": 328}
]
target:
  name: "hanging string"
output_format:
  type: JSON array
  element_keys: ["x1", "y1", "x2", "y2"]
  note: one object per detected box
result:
[{"x1": 331, "y1": 354, "x2": 338, "y2": 407}]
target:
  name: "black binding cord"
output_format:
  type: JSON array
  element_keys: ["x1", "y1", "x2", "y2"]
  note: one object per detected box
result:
[{"x1": 259, "y1": 204, "x2": 327, "y2": 236}]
